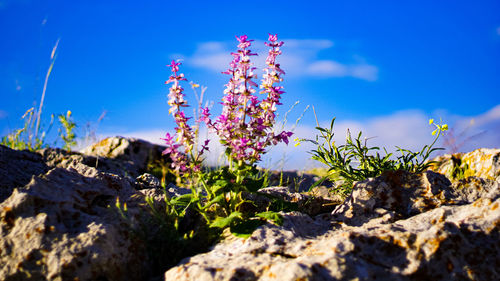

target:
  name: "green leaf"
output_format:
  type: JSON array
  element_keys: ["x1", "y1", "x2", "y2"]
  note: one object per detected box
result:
[
  {"x1": 245, "y1": 176, "x2": 266, "y2": 192},
  {"x1": 329, "y1": 117, "x2": 336, "y2": 130},
  {"x1": 210, "y1": 211, "x2": 242, "y2": 229},
  {"x1": 214, "y1": 179, "x2": 229, "y2": 188},
  {"x1": 269, "y1": 198, "x2": 299, "y2": 212},
  {"x1": 200, "y1": 194, "x2": 225, "y2": 211},
  {"x1": 308, "y1": 174, "x2": 329, "y2": 192},
  {"x1": 256, "y1": 211, "x2": 283, "y2": 226},
  {"x1": 230, "y1": 219, "x2": 264, "y2": 238},
  {"x1": 315, "y1": 127, "x2": 328, "y2": 133},
  {"x1": 170, "y1": 194, "x2": 194, "y2": 207}
]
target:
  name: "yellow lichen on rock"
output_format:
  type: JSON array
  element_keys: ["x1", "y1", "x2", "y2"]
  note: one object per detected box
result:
[{"x1": 429, "y1": 148, "x2": 500, "y2": 181}]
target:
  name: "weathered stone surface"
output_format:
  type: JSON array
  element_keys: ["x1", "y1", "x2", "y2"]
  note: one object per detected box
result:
[
  {"x1": 253, "y1": 186, "x2": 339, "y2": 216},
  {"x1": 0, "y1": 145, "x2": 49, "y2": 202},
  {"x1": 38, "y1": 146, "x2": 139, "y2": 179},
  {"x1": 430, "y1": 148, "x2": 500, "y2": 181},
  {"x1": 0, "y1": 150, "x2": 153, "y2": 280},
  {"x1": 81, "y1": 136, "x2": 168, "y2": 177},
  {"x1": 332, "y1": 170, "x2": 499, "y2": 226},
  {"x1": 3, "y1": 141, "x2": 500, "y2": 281},
  {"x1": 136, "y1": 173, "x2": 162, "y2": 189},
  {"x1": 165, "y1": 171, "x2": 500, "y2": 281}
]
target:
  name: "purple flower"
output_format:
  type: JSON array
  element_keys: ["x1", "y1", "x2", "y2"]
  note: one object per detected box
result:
[
  {"x1": 200, "y1": 139, "x2": 210, "y2": 155},
  {"x1": 162, "y1": 61, "x2": 212, "y2": 177},
  {"x1": 265, "y1": 34, "x2": 284, "y2": 48},
  {"x1": 277, "y1": 131, "x2": 293, "y2": 145},
  {"x1": 236, "y1": 35, "x2": 254, "y2": 49},
  {"x1": 199, "y1": 106, "x2": 211, "y2": 124},
  {"x1": 168, "y1": 60, "x2": 181, "y2": 73}
]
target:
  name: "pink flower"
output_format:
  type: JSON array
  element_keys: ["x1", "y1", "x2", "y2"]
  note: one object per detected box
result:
[
  {"x1": 265, "y1": 34, "x2": 284, "y2": 48},
  {"x1": 277, "y1": 131, "x2": 293, "y2": 145},
  {"x1": 236, "y1": 35, "x2": 254, "y2": 49},
  {"x1": 200, "y1": 139, "x2": 210, "y2": 155},
  {"x1": 199, "y1": 106, "x2": 211, "y2": 124},
  {"x1": 168, "y1": 60, "x2": 181, "y2": 73},
  {"x1": 164, "y1": 34, "x2": 292, "y2": 172}
]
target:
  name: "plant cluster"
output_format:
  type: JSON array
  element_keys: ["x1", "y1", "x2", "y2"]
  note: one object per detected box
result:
[
  {"x1": 58, "y1": 110, "x2": 77, "y2": 151},
  {"x1": 1, "y1": 108, "x2": 77, "y2": 152},
  {"x1": 156, "y1": 34, "x2": 293, "y2": 238},
  {"x1": 1, "y1": 107, "x2": 54, "y2": 151},
  {"x1": 298, "y1": 117, "x2": 449, "y2": 195}
]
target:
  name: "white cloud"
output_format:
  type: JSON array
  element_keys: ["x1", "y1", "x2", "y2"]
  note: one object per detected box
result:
[
  {"x1": 186, "y1": 42, "x2": 232, "y2": 72},
  {"x1": 350, "y1": 64, "x2": 378, "y2": 81},
  {"x1": 473, "y1": 104, "x2": 500, "y2": 126},
  {"x1": 446, "y1": 104, "x2": 500, "y2": 153},
  {"x1": 333, "y1": 110, "x2": 435, "y2": 151},
  {"x1": 190, "y1": 53, "x2": 231, "y2": 72},
  {"x1": 306, "y1": 60, "x2": 348, "y2": 77},
  {"x1": 305, "y1": 60, "x2": 378, "y2": 81},
  {"x1": 285, "y1": 39, "x2": 334, "y2": 49},
  {"x1": 179, "y1": 38, "x2": 378, "y2": 81}
]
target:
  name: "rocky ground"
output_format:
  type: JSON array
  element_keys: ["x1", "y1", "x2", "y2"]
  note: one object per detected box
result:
[{"x1": 0, "y1": 136, "x2": 499, "y2": 281}]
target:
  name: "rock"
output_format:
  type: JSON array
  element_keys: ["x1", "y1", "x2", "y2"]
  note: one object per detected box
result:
[
  {"x1": 39, "y1": 147, "x2": 171, "y2": 190},
  {"x1": 252, "y1": 186, "x2": 339, "y2": 216},
  {"x1": 81, "y1": 136, "x2": 169, "y2": 178},
  {"x1": 38, "y1": 146, "x2": 137, "y2": 180},
  {"x1": 0, "y1": 147, "x2": 156, "y2": 281},
  {"x1": 305, "y1": 185, "x2": 345, "y2": 203},
  {"x1": 136, "y1": 173, "x2": 162, "y2": 189},
  {"x1": 430, "y1": 148, "x2": 500, "y2": 181},
  {"x1": 165, "y1": 170, "x2": 500, "y2": 281},
  {"x1": 3, "y1": 141, "x2": 500, "y2": 281},
  {"x1": 331, "y1": 170, "x2": 499, "y2": 226},
  {"x1": 0, "y1": 145, "x2": 49, "y2": 202}
]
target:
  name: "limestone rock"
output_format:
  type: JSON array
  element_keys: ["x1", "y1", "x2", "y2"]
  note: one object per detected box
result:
[
  {"x1": 0, "y1": 152, "x2": 152, "y2": 280},
  {"x1": 136, "y1": 173, "x2": 162, "y2": 189},
  {"x1": 3, "y1": 141, "x2": 500, "y2": 281},
  {"x1": 81, "y1": 136, "x2": 169, "y2": 177},
  {"x1": 254, "y1": 186, "x2": 339, "y2": 216},
  {"x1": 38, "y1": 146, "x2": 138, "y2": 179},
  {"x1": 430, "y1": 148, "x2": 500, "y2": 181},
  {"x1": 165, "y1": 170, "x2": 500, "y2": 281},
  {"x1": 332, "y1": 170, "x2": 499, "y2": 226},
  {"x1": 0, "y1": 145, "x2": 49, "y2": 202}
]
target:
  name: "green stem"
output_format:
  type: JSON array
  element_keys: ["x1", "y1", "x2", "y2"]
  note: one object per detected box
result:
[
  {"x1": 235, "y1": 159, "x2": 244, "y2": 184},
  {"x1": 423, "y1": 128, "x2": 441, "y2": 159}
]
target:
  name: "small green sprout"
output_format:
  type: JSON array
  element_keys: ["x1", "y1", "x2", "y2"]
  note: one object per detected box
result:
[{"x1": 58, "y1": 110, "x2": 77, "y2": 151}]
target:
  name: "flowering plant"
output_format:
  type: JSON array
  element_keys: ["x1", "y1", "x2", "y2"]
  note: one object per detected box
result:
[
  {"x1": 162, "y1": 60, "x2": 209, "y2": 180},
  {"x1": 160, "y1": 34, "x2": 293, "y2": 237},
  {"x1": 201, "y1": 35, "x2": 292, "y2": 167}
]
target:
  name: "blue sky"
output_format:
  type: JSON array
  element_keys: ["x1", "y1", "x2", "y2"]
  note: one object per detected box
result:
[{"x1": 1, "y1": 0, "x2": 499, "y2": 170}]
